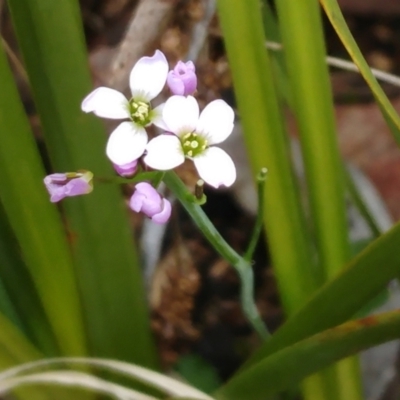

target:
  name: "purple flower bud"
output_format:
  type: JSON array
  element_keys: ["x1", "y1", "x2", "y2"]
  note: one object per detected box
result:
[
  {"x1": 44, "y1": 171, "x2": 93, "y2": 203},
  {"x1": 113, "y1": 159, "x2": 139, "y2": 177},
  {"x1": 129, "y1": 182, "x2": 171, "y2": 224},
  {"x1": 167, "y1": 60, "x2": 197, "y2": 96}
]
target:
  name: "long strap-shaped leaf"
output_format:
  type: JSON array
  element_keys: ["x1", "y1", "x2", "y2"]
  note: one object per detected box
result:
[
  {"x1": 217, "y1": 0, "x2": 316, "y2": 317},
  {"x1": 215, "y1": 309, "x2": 400, "y2": 399},
  {"x1": 240, "y1": 220, "x2": 400, "y2": 367},
  {"x1": 7, "y1": 0, "x2": 158, "y2": 367},
  {"x1": 275, "y1": 0, "x2": 360, "y2": 398},
  {"x1": 0, "y1": 36, "x2": 85, "y2": 356},
  {"x1": 0, "y1": 357, "x2": 214, "y2": 400},
  {"x1": 0, "y1": 204, "x2": 59, "y2": 356},
  {"x1": 0, "y1": 311, "x2": 54, "y2": 400},
  {"x1": 320, "y1": 0, "x2": 400, "y2": 143}
]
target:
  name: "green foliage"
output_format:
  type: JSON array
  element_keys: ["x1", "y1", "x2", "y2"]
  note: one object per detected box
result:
[
  {"x1": 6, "y1": 0, "x2": 158, "y2": 367},
  {"x1": 0, "y1": 0, "x2": 400, "y2": 398},
  {"x1": 175, "y1": 354, "x2": 221, "y2": 394}
]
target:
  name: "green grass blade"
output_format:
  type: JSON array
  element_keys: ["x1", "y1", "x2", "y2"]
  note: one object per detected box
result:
[
  {"x1": 215, "y1": 309, "x2": 400, "y2": 400},
  {"x1": 0, "y1": 313, "x2": 42, "y2": 367},
  {"x1": 241, "y1": 221, "x2": 400, "y2": 369},
  {"x1": 276, "y1": 0, "x2": 349, "y2": 284},
  {"x1": 320, "y1": 0, "x2": 400, "y2": 143},
  {"x1": 0, "y1": 40, "x2": 86, "y2": 356},
  {"x1": 7, "y1": 0, "x2": 158, "y2": 366},
  {"x1": 0, "y1": 204, "x2": 59, "y2": 356},
  {"x1": 0, "y1": 278, "x2": 21, "y2": 332},
  {"x1": 216, "y1": 0, "x2": 317, "y2": 315},
  {"x1": 275, "y1": 1, "x2": 360, "y2": 398},
  {"x1": 0, "y1": 313, "x2": 64, "y2": 400}
]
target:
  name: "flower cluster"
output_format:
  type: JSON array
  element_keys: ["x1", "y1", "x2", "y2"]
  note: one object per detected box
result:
[{"x1": 44, "y1": 50, "x2": 236, "y2": 224}]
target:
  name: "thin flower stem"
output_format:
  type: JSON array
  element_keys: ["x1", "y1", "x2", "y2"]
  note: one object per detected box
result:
[
  {"x1": 94, "y1": 171, "x2": 163, "y2": 185},
  {"x1": 243, "y1": 168, "x2": 268, "y2": 262},
  {"x1": 163, "y1": 170, "x2": 270, "y2": 340}
]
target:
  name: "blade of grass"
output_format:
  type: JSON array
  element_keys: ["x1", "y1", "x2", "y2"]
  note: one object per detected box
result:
[
  {"x1": 320, "y1": 0, "x2": 400, "y2": 143},
  {"x1": 215, "y1": 309, "x2": 400, "y2": 400},
  {"x1": 0, "y1": 203, "x2": 59, "y2": 356},
  {"x1": 0, "y1": 313, "x2": 42, "y2": 368},
  {"x1": 216, "y1": 0, "x2": 317, "y2": 317},
  {"x1": 0, "y1": 278, "x2": 21, "y2": 332},
  {"x1": 0, "y1": 357, "x2": 215, "y2": 400},
  {"x1": 0, "y1": 371, "x2": 158, "y2": 400},
  {"x1": 0, "y1": 37, "x2": 86, "y2": 356},
  {"x1": 7, "y1": 0, "x2": 158, "y2": 367},
  {"x1": 0, "y1": 311, "x2": 57, "y2": 400},
  {"x1": 274, "y1": 0, "x2": 361, "y2": 398},
  {"x1": 241, "y1": 220, "x2": 400, "y2": 368},
  {"x1": 261, "y1": 6, "x2": 383, "y2": 243},
  {"x1": 276, "y1": 0, "x2": 349, "y2": 295}
]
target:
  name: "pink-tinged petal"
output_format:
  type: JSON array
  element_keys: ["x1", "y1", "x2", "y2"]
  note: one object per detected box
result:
[
  {"x1": 129, "y1": 50, "x2": 169, "y2": 102},
  {"x1": 167, "y1": 60, "x2": 197, "y2": 96},
  {"x1": 152, "y1": 198, "x2": 172, "y2": 224},
  {"x1": 196, "y1": 99, "x2": 234, "y2": 145},
  {"x1": 144, "y1": 135, "x2": 185, "y2": 170},
  {"x1": 151, "y1": 103, "x2": 169, "y2": 130},
  {"x1": 129, "y1": 183, "x2": 172, "y2": 224},
  {"x1": 113, "y1": 159, "x2": 139, "y2": 177},
  {"x1": 130, "y1": 182, "x2": 162, "y2": 215},
  {"x1": 130, "y1": 192, "x2": 146, "y2": 213},
  {"x1": 134, "y1": 182, "x2": 163, "y2": 215},
  {"x1": 193, "y1": 147, "x2": 236, "y2": 188},
  {"x1": 81, "y1": 87, "x2": 130, "y2": 119},
  {"x1": 167, "y1": 74, "x2": 185, "y2": 96},
  {"x1": 106, "y1": 122, "x2": 147, "y2": 165},
  {"x1": 44, "y1": 171, "x2": 93, "y2": 202},
  {"x1": 162, "y1": 95, "x2": 199, "y2": 134}
]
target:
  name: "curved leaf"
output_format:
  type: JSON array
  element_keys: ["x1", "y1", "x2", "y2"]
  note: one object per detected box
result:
[
  {"x1": 241, "y1": 220, "x2": 400, "y2": 368},
  {"x1": 0, "y1": 371, "x2": 156, "y2": 400},
  {"x1": 215, "y1": 310, "x2": 400, "y2": 399},
  {"x1": 0, "y1": 357, "x2": 214, "y2": 400},
  {"x1": 320, "y1": 0, "x2": 400, "y2": 143}
]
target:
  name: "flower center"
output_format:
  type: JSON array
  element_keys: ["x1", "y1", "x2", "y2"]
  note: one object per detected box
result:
[
  {"x1": 128, "y1": 99, "x2": 151, "y2": 126},
  {"x1": 180, "y1": 132, "x2": 208, "y2": 158}
]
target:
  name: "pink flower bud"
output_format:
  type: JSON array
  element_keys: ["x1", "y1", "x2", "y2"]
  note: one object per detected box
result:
[
  {"x1": 113, "y1": 159, "x2": 139, "y2": 177},
  {"x1": 167, "y1": 60, "x2": 197, "y2": 96},
  {"x1": 44, "y1": 171, "x2": 93, "y2": 203},
  {"x1": 129, "y1": 182, "x2": 171, "y2": 224}
]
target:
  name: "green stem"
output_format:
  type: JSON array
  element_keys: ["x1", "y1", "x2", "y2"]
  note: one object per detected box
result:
[
  {"x1": 343, "y1": 166, "x2": 382, "y2": 239},
  {"x1": 94, "y1": 171, "x2": 163, "y2": 185},
  {"x1": 163, "y1": 171, "x2": 269, "y2": 340},
  {"x1": 244, "y1": 168, "x2": 268, "y2": 262}
]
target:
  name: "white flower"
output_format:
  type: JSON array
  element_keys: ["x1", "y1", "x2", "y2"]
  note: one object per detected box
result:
[
  {"x1": 81, "y1": 50, "x2": 169, "y2": 165},
  {"x1": 144, "y1": 95, "x2": 236, "y2": 188}
]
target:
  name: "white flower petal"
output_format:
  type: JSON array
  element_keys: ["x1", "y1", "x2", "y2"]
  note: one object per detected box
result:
[
  {"x1": 81, "y1": 87, "x2": 130, "y2": 119},
  {"x1": 196, "y1": 99, "x2": 234, "y2": 145},
  {"x1": 151, "y1": 103, "x2": 169, "y2": 130},
  {"x1": 163, "y1": 95, "x2": 199, "y2": 135},
  {"x1": 106, "y1": 122, "x2": 147, "y2": 165},
  {"x1": 144, "y1": 135, "x2": 185, "y2": 170},
  {"x1": 129, "y1": 50, "x2": 169, "y2": 102},
  {"x1": 193, "y1": 147, "x2": 236, "y2": 188}
]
